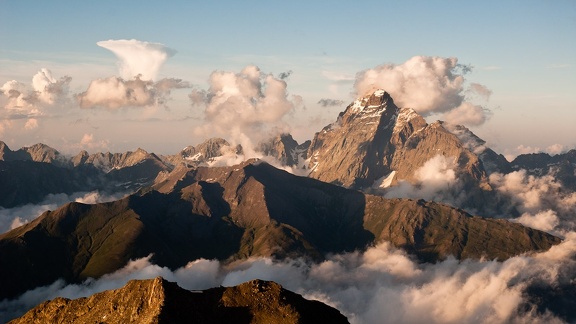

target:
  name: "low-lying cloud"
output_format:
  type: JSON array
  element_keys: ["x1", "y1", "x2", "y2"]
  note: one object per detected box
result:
[{"x1": 2, "y1": 235, "x2": 574, "y2": 323}]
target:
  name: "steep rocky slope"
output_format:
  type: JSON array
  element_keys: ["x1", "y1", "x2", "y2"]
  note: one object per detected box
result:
[
  {"x1": 9, "y1": 277, "x2": 349, "y2": 324},
  {"x1": 0, "y1": 160, "x2": 560, "y2": 300},
  {"x1": 307, "y1": 90, "x2": 490, "y2": 197}
]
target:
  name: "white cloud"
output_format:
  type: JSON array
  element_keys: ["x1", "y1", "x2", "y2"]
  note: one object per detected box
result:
[
  {"x1": 97, "y1": 39, "x2": 176, "y2": 81},
  {"x1": 1, "y1": 69, "x2": 70, "y2": 112},
  {"x1": 78, "y1": 133, "x2": 109, "y2": 152},
  {"x1": 193, "y1": 65, "x2": 296, "y2": 157},
  {"x1": 354, "y1": 56, "x2": 490, "y2": 126},
  {"x1": 77, "y1": 76, "x2": 188, "y2": 109},
  {"x1": 443, "y1": 102, "x2": 487, "y2": 126},
  {"x1": 384, "y1": 155, "x2": 462, "y2": 204}
]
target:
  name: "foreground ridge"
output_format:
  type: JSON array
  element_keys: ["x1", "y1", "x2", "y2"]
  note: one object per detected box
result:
[{"x1": 9, "y1": 277, "x2": 349, "y2": 324}]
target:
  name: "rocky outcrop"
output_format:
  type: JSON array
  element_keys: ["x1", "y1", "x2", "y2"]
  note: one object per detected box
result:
[
  {"x1": 161, "y1": 138, "x2": 242, "y2": 167},
  {"x1": 0, "y1": 141, "x2": 69, "y2": 168},
  {"x1": 258, "y1": 134, "x2": 310, "y2": 167},
  {"x1": 0, "y1": 160, "x2": 560, "y2": 300},
  {"x1": 9, "y1": 277, "x2": 349, "y2": 324}
]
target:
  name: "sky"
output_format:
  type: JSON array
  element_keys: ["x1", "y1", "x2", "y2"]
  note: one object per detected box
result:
[{"x1": 1, "y1": 0, "x2": 575, "y2": 158}]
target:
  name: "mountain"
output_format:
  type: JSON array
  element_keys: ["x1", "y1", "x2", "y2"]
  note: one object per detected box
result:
[
  {"x1": 258, "y1": 134, "x2": 310, "y2": 167},
  {"x1": 0, "y1": 143, "x2": 173, "y2": 208},
  {"x1": 0, "y1": 160, "x2": 560, "y2": 300},
  {"x1": 306, "y1": 90, "x2": 490, "y2": 196},
  {"x1": 160, "y1": 138, "x2": 242, "y2": 168},
  {"x1": 0, "y1": 141, "x2": 69, "y2": 168},
  {"x1": 511, "y1": 149, "x2": 576, "y2": 191},
  {"x1": 8, "y1": 277, "x2": 349, "y2": 324}
]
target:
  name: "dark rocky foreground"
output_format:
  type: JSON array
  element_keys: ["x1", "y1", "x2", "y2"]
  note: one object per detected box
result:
[{"x1": 8, "y1": 277, "x2": 349, "y2": 324}]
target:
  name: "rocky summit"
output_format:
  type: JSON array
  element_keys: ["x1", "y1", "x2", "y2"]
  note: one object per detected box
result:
[
  {"x1": 307, "y1": 89, "x2": 491, "y2": 206},
  {"x1": 9, "y1": 277, "x2": 349, "y2": 324}
]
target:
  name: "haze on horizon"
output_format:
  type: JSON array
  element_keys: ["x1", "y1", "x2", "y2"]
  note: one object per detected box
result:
[{"x1": 1, "y1": 1, "x2": 575, "y2": 160}]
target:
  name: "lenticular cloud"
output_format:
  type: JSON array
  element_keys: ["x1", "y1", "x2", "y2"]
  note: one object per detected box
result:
[{"x1": 97, "y1": 39, "x2": 176, "y2": 81}]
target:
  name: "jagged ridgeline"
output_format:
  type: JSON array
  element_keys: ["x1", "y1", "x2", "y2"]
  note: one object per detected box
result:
[
  {"x1": 0, "y1": 160, "x2": 560, "y2": 300},
  {"x1": 10, "y1": 277, "x2": 349, "y2": 324}
]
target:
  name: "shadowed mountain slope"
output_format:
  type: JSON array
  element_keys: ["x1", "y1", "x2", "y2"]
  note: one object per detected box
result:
[{"x1": 0, "y1": 161, "x2": 560, "y2": 300}]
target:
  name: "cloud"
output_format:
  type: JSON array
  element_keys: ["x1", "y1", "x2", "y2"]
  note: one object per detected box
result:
[
  {"x1": 193, "y1": 65, "x2": 297, "y2": 157},
  {"x1": 546, "y1": 144, "x2": 565, "y2": 155},
  {"x1": 277, "y1": 70, "x2": 293, "y2": 80},
  {"x1": 97, "y1": 39, "x2": 176, "y2": 81},
  {"x1": 489, "y1": 170, "x2": 576, "y2": 232},
  {"x1": 77, "y1": 76, "x2": 188, "y2": 109},
  {"x1": 442, "y1": 102, "x2": 487, "y2": 126},
  {"x1": 1, "y1": 69, "x2": 71, "y2": 112},
  {"x1": 78, "y1": 133, "x2": 110, "y2": 152},
  {"x1": 468, "y1": 83, "x2": 493, "y2": 101},
  {"x1": 354, "y1": 56, "x2": 491, "y2": 126},
  {"x1": 317, "y1": 98, "x2": 345, "y2": 107},
  {"x1": 3, "y1": 237, "x2": 575, "y2": 323},
  {"x1": 383, "y1": 155, "x2": 463, "y2": 204},
  {"x1": 513, "y1": 210, "x2": 560, "y2": 234},
  {"x1": 24, "y1": 118, "x2": 38, "y2": 130}
]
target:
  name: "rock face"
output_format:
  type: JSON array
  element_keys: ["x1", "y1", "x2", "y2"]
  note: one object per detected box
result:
[
  {"x1": 0, "y1": 160, "x2": 560, "y2": 300},
  {"x1": 511, "y1": 149, "x2": 576, "y2": 191},
  {"x1": 307, "y1": 90, "x2": 490, "y2": 204},
  {"x1": 161, "y1": 138, "x2": 242, "y2": 168},
  {"x1": 0, "y1": 143, "x2": 172, "y2": 207},
  {"x1": 0, "y1": 141, "x2": 69, "y2": 168},
  {"x1": 258, "y1": 134, "x2": 310, "y2": 167},
  {"x1": 9, "y1": 277, "x2": 349, "y2": 324}
]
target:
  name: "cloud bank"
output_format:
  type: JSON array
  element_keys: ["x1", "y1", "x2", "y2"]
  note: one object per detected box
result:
[{"x1": 2, "y1": 236, "x2": 574, "y2": 323}]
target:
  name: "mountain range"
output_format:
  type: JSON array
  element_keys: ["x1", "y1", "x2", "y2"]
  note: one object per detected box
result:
[{"x1": 1, "y1": 89, "x2": 575, "y2": 322}]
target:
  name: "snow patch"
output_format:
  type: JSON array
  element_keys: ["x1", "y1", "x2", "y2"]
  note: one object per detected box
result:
[{"x1": 373, "y1": 171, "x2": 397, "y2": 189}]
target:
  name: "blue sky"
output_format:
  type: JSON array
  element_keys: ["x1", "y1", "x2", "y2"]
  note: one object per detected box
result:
[{"x1": 1, "y1": 0, "x2": 575, "y2": 157}]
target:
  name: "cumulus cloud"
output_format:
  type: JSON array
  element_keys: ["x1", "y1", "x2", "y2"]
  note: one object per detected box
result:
[
  {"x1": 3, "y1": 237, "x2": 575, "y2": 323},
  {"x1": 489, "y1": 170, "x2": 576, "y2": 232},
  {"x1": 443, "y1": 102, "x2": 487, "y2": 126},
  {"x1": 317, "y1": 98, "x2": 345, "y2": 107},
  {"x1": 354, "y1": 56, "x2": 491, "y2": 126},
  {"x1": 77, "y1": 76, "x2": 188, "y2": 109},
  {"x1": 1, "y1": 69, "x2": 71, "y2": 112},
  {"x1": 97, "y1": 39, "x2": 176, "y2": 81},
  {"x1": 468, "y1": 82, "x2": 493, "y2": 101},
  {"x1": 193, "y1": 65, "x2": 297, "y2": 157}
]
